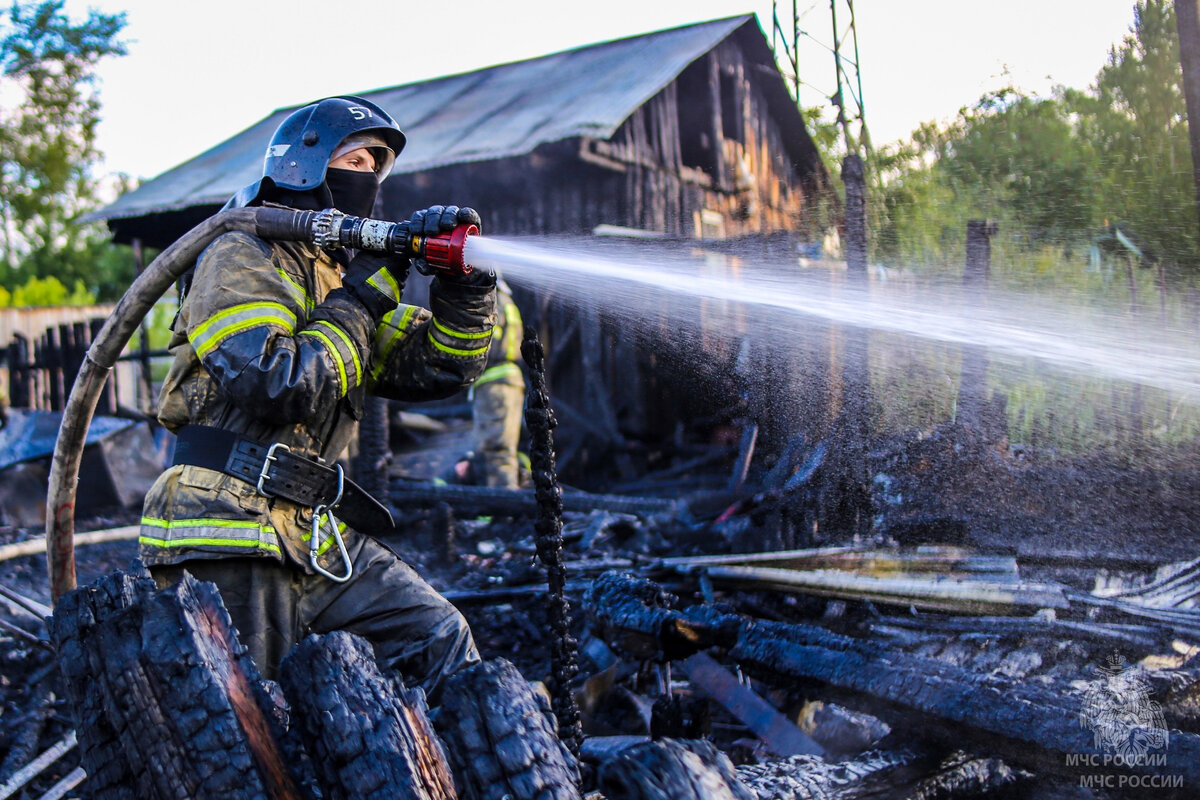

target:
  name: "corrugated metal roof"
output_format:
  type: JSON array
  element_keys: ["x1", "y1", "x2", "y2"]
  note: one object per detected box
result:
[{"x1": 92, "y1": 14, "x2": 765, "y2": 222}]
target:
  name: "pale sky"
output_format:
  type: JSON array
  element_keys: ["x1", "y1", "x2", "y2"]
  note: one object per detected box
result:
[{"x1": 55, "y1": 0, "x2": 1142, "y2": 183}]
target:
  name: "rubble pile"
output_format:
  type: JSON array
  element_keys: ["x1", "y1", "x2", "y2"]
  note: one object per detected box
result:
[{"x1": 1, "y1": 416, "x2": 1199, "y2": 798}]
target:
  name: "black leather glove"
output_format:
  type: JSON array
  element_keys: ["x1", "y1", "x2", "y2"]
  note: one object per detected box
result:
[
  {"x1": 341, "y1": 249, "x2": 411, "y2": 321},
  {"x1": 410, "y1": 204, "x2": 482, "y2": 236},
  {"x1": 409, "y1": 205, "x2": 493, "y2": 284}
]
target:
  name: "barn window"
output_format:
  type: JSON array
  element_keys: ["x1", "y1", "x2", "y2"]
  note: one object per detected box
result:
[
  {"x1": 720, "y1": 69, "x2": 742, "y2": 143},
  {"x1": 676, "y1": 60, "x2": 719, "y2": 178}
]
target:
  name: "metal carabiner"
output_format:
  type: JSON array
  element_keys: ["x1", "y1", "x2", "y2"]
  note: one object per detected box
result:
[{"x1": 309, "y1": 464, "x2": 352, "y2": 583}]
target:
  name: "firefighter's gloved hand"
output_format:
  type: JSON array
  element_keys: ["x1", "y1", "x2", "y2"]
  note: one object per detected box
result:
[
  {"x1": 440, "y1": 262, "x2": 496, "y2": 288},
  {"x1": 410, "y1": 204, "x2": 482, "y2": 236},
  {"x1": 342, "y1": 249, "x2": 410, "y2": 321},
  {"x1": 410, "y1": 205, "x2": 492, "y2": 284}
]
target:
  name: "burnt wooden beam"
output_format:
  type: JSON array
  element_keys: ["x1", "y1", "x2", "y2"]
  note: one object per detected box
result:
[
  {"x1": 694, "y1": 603, "x2": 1200, "y2": 789},
  {"x1": 583, "y1": 572, "x2": 732, "y2": 662},
  {"x1": 49, "y1": 569, "x2": 305, "y2": 798},
  {"x1": 596, "y1": 738, "x2": 754, "y2": 800},
  {"x1": 584, "y1": 573, "x2": 1200, "y2": 789}
]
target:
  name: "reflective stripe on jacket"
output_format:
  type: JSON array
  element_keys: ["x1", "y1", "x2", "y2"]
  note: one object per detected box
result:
[
  {"x1": 474, "y1": 287, "x2": 524, "y2": 390},
  {"x1": 141, "y1": 230, "x2": 495, "y2": 570}
]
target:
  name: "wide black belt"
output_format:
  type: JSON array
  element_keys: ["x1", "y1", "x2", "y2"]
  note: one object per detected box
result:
[{"x1": 172, "y1": 425, "x2": 394, "y2": 533}]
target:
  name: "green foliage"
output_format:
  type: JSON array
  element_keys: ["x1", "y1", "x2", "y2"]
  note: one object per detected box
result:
[
  {"x1": 0, "y1": 0, "x2": 128, "y2": 299},
  {"x1": 1075, "y1": 0, "x2": 1197, "y2": 270},
  {"x1": 0, "y1": 274, "x2": 95, "y2": 307},
  {"x1": 862, "y1": 0, "x2": 1198, "y2": 281},
  {"x1": 869, "y1": 124, "x2": 967, "y2": 273},
  {"x1": 810, "y1": 0, "x2": 1200, "y2": 452}
]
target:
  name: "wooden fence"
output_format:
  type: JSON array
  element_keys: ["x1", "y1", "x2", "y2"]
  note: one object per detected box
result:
[{"x1": 3, "y1": 317, "x2": 163, "y2": 414}]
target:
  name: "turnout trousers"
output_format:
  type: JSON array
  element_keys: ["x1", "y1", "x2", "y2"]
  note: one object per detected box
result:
[
  {"x1": 472, "y1": 378, "x2": 525, "y2": 488},
  {"x1": 150, "y1": 533, "x2": 479, "y2": 702}
]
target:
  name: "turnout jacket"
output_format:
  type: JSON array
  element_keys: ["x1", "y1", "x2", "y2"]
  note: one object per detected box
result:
[
  {"x1": 473, "y1": 283, "x2": 524, "y2": 392},
  {"x1": 140, "y1": 230, "x2": 495, "y2": 570}
]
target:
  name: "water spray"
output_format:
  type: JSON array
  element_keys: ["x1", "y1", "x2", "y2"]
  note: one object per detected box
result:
[{"x1": 458, "y1": 235, "x2": 1200, "y2": 399}]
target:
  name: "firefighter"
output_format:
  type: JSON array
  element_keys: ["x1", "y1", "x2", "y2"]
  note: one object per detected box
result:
[
  {"x1": 140, "y1": 96, "x2": 495, "y2": 700},
  {"x1": 464, "y1": 275, "x2": 526, "y2": 488}
]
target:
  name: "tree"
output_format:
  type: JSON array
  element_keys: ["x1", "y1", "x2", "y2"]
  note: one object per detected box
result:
[
  {"x1": 1075, "y1": 0, "x2": 1197, "y2": 273},
  {"x1": 867, "y1": 86, "x2": 1105, "y2": 275},
  {"x1": 0, "y1": 0, "x2": 128, "y2": 296},
  {"x1": 940, "y1": 88, "x2": 1103, "y2": 246}
]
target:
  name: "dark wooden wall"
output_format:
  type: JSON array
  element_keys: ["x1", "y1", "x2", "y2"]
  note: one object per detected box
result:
[{"x1": 376, "y1": 36, "x2": 827, "y2": 484}]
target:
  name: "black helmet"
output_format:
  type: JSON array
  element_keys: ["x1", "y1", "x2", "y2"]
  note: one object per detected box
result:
[{"x1": 224, "y1": 96, "x2": 405, "y2": 210}]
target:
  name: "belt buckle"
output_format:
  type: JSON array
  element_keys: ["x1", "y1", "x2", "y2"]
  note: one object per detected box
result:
[{"x1": 256, "y1": 442, "x2": 291, "y2": 497}]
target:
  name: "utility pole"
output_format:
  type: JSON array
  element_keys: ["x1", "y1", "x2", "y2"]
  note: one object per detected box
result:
[
  {"x1": 1176, "y1": 0, "x2": 1200, "y2": 241},
  {"x1": 829, "y1": 0, "x2": 870, "y2": 157},
  {"x1": 771, "y1": 1, "x2": 869, "y2": 150},
  {"x1": 770, "y1": 1, "x2": 874, "y2": 540}
]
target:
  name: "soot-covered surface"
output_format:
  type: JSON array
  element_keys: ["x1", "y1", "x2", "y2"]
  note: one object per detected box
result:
[{"x1": 1, "y1": 415, "x2": 1197, "y2": 798}]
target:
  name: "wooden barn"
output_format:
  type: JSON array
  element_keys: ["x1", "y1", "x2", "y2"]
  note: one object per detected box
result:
[{"x1": 91, "y1": 14, "x2": 831, "y2": 486}]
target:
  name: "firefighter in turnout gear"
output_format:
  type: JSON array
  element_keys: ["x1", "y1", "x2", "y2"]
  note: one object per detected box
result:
[
  {"x1": 140, "y1": 96, "x2": 494, "y2": 699},
  {"x1": 467, "y1": 277, "x2": 525, "y2": 488}
]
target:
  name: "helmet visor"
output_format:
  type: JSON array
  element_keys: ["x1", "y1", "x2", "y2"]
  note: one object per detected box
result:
[{"x1": 330, "y1": 133, "x2": 396, "y2": 180}]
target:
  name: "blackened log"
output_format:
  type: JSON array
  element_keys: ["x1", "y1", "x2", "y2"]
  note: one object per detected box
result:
[
  {"x1": 586, "y1": 574, "x2": 1200, "y2": 789},
  {"x1": 279, "y1": 631, "x2": 455, "y2": 800},
  {"x1": 688, "y1": 603, "x2": 1200, "y2": 789},
  {"x1": 582, "y1": 572, "x2": 732, "y2": 662},
  {"x1": 905, "y1": 750, "x2": 1031, "y2": 800},
  {"x1": 48, "y1": 568, "x2": 305, "y2": 799},
  {"x1": 433, "y1": 658, "x2": 581, "y2": 800},
  {"x1": 596, "y1": 738, "x2": 754, "y2": 800}
]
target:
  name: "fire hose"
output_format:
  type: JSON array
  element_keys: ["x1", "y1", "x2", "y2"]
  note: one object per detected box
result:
[{"x1": 45, "y1": 206, "x2": 479, "y2": 603}]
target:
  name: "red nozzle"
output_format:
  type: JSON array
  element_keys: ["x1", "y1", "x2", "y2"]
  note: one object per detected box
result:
[{"x1": 420, "y1": 223, "x2": 478, "y2": 275}]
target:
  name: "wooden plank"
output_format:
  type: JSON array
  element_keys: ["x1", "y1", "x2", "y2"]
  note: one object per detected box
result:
[
  {"x1": 699, "y1": 565, "x2": 1069, "y2": 615},
  {"x1": 678, "y1": 651, "x2": 823, "y2": 757},
  {"x1": 0, "y1": 732, "x2": 76, "y2": 800}
]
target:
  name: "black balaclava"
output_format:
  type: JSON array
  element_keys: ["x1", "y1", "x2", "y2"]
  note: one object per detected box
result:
[
  {"x1": 325, "y1": 168, "x2": 379, "y2": 218},
  {"x1": 266, "y1": 169, "x2": 378, "y2": 218}
]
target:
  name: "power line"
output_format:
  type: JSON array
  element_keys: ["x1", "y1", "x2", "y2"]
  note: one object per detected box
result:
[{"x1": 771, "y1": 0, "x2": 870, "y2": 154}]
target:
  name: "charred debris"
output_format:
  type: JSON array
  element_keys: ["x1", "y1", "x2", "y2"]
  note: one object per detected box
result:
[{"x1": 3, "y1": 364, "x2": 1200, "y2": 798}]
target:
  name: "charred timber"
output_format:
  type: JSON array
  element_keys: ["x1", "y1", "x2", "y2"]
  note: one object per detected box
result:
[
  {"x1": 48, "y1": 569, "x2": 304, "y2": 799},
  {"x1": 583, "y1": 572, "x2": 1200, "y2": 789},
  {"x1": 595, "y1": 738, "x2": 755, "y2": 800},
  {"x1": 280, "y1": 631, "x2": 459, "y2": 800},
  {"x1": 389, "y1": 480, "x2": 677, "y2": 518}
]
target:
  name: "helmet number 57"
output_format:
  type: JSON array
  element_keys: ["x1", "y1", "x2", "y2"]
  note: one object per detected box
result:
[{"x1": 348, "y1": 106, "x2": 372, "y2": 120}]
